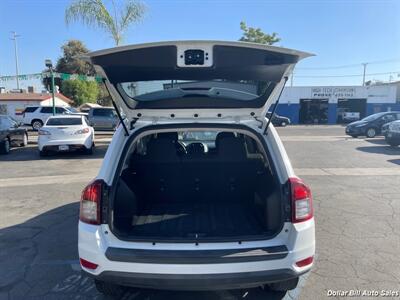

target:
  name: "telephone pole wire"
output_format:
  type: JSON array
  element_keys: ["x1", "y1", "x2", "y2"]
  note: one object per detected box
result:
[{"x1": 10, "y1": 31, "x2": 21, "y2": 90}]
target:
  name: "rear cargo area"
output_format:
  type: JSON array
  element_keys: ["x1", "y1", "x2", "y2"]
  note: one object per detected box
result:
[{"x1": 112, "y1": 130, "x2": 283, "y2": 241}]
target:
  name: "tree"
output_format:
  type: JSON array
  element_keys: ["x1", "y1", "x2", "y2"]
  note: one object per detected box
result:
[
  {"x1": 65, "y1": 0, "x2": 145, "y2": 46},
  {"x1": 239, "y1": 21, "x2": 280, "y2": 45},
  {"x1": 56, "y1": 40, "x2": 94, "y2": 75},
  {"x1": 61, "y1": 80, "x2": 100, "y2": 106},
  {"x1": 42, "y1": 40, "x2": 93, "y2": 92}
]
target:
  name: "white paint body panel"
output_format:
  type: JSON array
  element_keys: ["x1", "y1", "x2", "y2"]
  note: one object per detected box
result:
[{"x1": 78, "y1": 120, "x2": 315, "y2": 281}]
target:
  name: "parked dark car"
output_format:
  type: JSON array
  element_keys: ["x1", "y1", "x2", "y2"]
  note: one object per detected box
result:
[
  {"x1": 266, "y1": 112, "x2": 291, "y2": 127},
  {"x1": 384, "y1": 120, "x2": 400, "y2": 147},
  {"x1": 88, "y1": 107, "x2": 118, "y2": 130},
  {"x1": 0, "y1": 115, "x2": 28, "y2": 154},
  {"x1": 345, "y1": 111, "x2": 400, "y2": 138}
]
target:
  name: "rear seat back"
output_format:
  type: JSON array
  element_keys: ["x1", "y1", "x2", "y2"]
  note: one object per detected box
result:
[
  {"x1": 133, "y1": 134, "x2": 183, "y2": 204},
  {"x1": 128, "y1": 131, "x2": 265, "y2": 205}
]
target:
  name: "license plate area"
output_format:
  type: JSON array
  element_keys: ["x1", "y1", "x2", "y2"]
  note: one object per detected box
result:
[{"x1": 59, "y1": 145, "x2": 69, "y2": 151}]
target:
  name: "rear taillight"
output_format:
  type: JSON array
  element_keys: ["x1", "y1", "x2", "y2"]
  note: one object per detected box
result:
[
  {"x1": 289, "y1": 177, "x2": 313, "y2": 223},
  {"x1": 79, "y1": 179, "x2": 103, "y2": 225},
  {"x1": 38, "y1": 129, "x2": 51, "y2": 135},
  {"x1": 74, "y1": 127, "x2": 90, "y2": 135}
]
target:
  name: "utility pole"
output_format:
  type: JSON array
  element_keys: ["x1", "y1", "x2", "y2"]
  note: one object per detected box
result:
[
  {"x1": 10, "y1": 31, "x2": 20, "y2": 90},
  {"x1": 45, "y1": 59, "x2": 56, "y2": 115},
  {"x1": 362, "y1": 63, "x2": 368, "y2": 86}
]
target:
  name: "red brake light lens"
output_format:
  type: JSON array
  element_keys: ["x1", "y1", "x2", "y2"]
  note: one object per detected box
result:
[
  {"x1": 289, "y1": 177, "x2": 313, "y2": 223},
  {"x1": 79, "y1": 179, "x2": 103, "y2": 225}
]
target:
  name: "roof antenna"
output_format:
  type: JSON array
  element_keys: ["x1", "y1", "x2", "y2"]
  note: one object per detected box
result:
[{"x1": 264, "y1": 76, "x2": 288, "y2": 135}]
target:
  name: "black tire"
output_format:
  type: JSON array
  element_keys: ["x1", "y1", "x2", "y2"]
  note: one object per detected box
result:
[
  {"x1": 366, "y1": 127, "x2": 377, "y2": 138},
  {"x1": 31, "y1": 119, "x2": 43, "y2": 130},
  {"x1": 0, "y1": 138, "x2": 10, "y2": 154},
  {"x1": 267, "y1": 277, "x2": 299, "y2": 291},
  {"x1": 281, "y1": 121, "x2": 287, "y2": 127},
  {"x1": 94, "y1": 280, "x2": 125, "y2": 297},
  {"x1": 20, "y1": 133, "x2": 28, "y2": 147},
  {"x1": 39, "y1": 150, "x2": 48, "y2": 157}
]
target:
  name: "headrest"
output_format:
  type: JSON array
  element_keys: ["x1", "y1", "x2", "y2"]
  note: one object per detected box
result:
[
  {"x1": 215, "y1": 132, "x2": 235, "y2": 149},
  {"x1": 146, "y1": 138, "x2": 179, "y2": 161},
  {"x1": 157, "y1": 132, "x2": 178, "y2": 141},
  {"x1": 218, "y1": 135, "x2": 246, "y2": 160},
  {"x1": 186, "y1": 142, "x2": 205, "y2": 156}
]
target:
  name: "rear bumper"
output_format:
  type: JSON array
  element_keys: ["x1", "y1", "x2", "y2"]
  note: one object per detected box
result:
[
  {"x1": 78, "y1": 219, "x2": 315, "y2": 290},
  {"x1": 345, "y1": 126, "x2": 364, "y2": 136},
  {"x1": 38, "y1": 136, "x2": 92, "y2": 151},
  {"x1": 84, "y1": 268, "x2": 306, "y2": 291}
]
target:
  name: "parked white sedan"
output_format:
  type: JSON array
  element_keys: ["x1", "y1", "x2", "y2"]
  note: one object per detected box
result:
[{"x1": 38, "y1": 115, "x2": 95, "y2": 156}]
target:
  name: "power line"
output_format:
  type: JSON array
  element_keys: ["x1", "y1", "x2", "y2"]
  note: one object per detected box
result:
[
  {"x1": 295, "y1": 70, "x2": 400, "y2": 78},
  {"x1": 296, "y1": 58, "x2": 400, "y2": 70}
]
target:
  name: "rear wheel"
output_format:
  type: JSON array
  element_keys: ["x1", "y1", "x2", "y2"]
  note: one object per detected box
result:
[
  {"x1": 366, "y1": 127, "x2": 377, "y2": 138},
  {"x1": 31, "y1": 120, "x2": 43, "y2": 130},
  {"x1": 280, "y1": 121, "x2": 287, "y2": 127},
  {"x1": 267, "y1": 277, "x2": 299, "y2": 291},
  {"x1": 94, "y1": 280, "x2": 125, "y2": 297},
  {"x1": 0, "y1": 138, "x2": 10, "y2": 154}
]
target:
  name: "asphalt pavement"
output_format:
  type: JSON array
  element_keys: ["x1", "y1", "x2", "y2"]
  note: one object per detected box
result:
[{"x1": 0, "y1": 125, "x2": 399, "y2": 300}]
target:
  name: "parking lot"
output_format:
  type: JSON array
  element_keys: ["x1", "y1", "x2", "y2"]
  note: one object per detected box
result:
[{"x1": 0, "y1": 125, "x2": 399, "y2": 300}]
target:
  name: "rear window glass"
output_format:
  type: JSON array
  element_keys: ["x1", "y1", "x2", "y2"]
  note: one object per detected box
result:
[
  {"x1": 119, "y1": 80, "x2": 273, "y2": 103},
  {"x1": 46, "y1": 118, "x2": 82, "y2": 126},
  {"x1": 93, "y1": 109, "x2": 115, "y2": 117},
  {"x1": 24, "y1": 107, "x2": 38, "y2": 113}
]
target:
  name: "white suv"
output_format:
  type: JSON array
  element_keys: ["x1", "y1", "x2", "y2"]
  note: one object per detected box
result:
[
  {"x1": 78, "y1": 41, "x2": 315, "y2": 296},
  {"x1": 22, "y1": 106, "x2": 86, "y2": 130}
]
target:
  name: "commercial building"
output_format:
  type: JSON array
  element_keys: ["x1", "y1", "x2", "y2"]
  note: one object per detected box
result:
[
  {"x1": 276, "y1": 83, "x2": 400, "y2": 124},
  {"x1": 0, "y1": 92, "x2": 73, "y2": 120}
]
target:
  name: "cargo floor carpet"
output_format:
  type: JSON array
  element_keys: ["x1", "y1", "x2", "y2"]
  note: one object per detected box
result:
[{"x1": 129, "y1": 201, "x2": 267, "y2": 239}]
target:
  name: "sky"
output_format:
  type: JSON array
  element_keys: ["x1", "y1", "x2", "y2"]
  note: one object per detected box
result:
[{"x1": 0, "y1": 0, "x2": 399, "y2": 91}]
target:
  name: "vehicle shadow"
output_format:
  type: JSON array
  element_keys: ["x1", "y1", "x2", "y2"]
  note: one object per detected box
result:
[
  {"x1": 0, "y1": 143, "x2": 109, "y2": 162},
  {"x1": 356, "y1": 139, "x2": 400, "y2": 155},
  {"x1": 0, "y1": 202, "x2": 290, "y2": 300},
  {"x1": 363, "y1": 138, "x2": 388, "y2": 145},
  {"x1": 387, "y1": 159, "x2": 400, "y2": 165}
]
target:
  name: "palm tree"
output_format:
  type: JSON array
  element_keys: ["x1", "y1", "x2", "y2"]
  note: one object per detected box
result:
[{"x1": 65, "y1": 0, "x2": 145, "y2": 46}]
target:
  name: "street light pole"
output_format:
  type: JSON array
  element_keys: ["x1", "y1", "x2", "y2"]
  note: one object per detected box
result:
[
  {"x1": 10, "y1": 31, "x2": 20, "y2": 90},
  {"x1": 362, "y1": 63, "x2": 368, "y2": 86},
  {"x1": 45, "y1": 59, "x2": 56, "y2": 115}
]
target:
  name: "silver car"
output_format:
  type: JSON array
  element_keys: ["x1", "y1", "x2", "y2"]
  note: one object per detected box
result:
[{"x1": 88, "y1": 107, "x2": 118, "y2": 130}]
